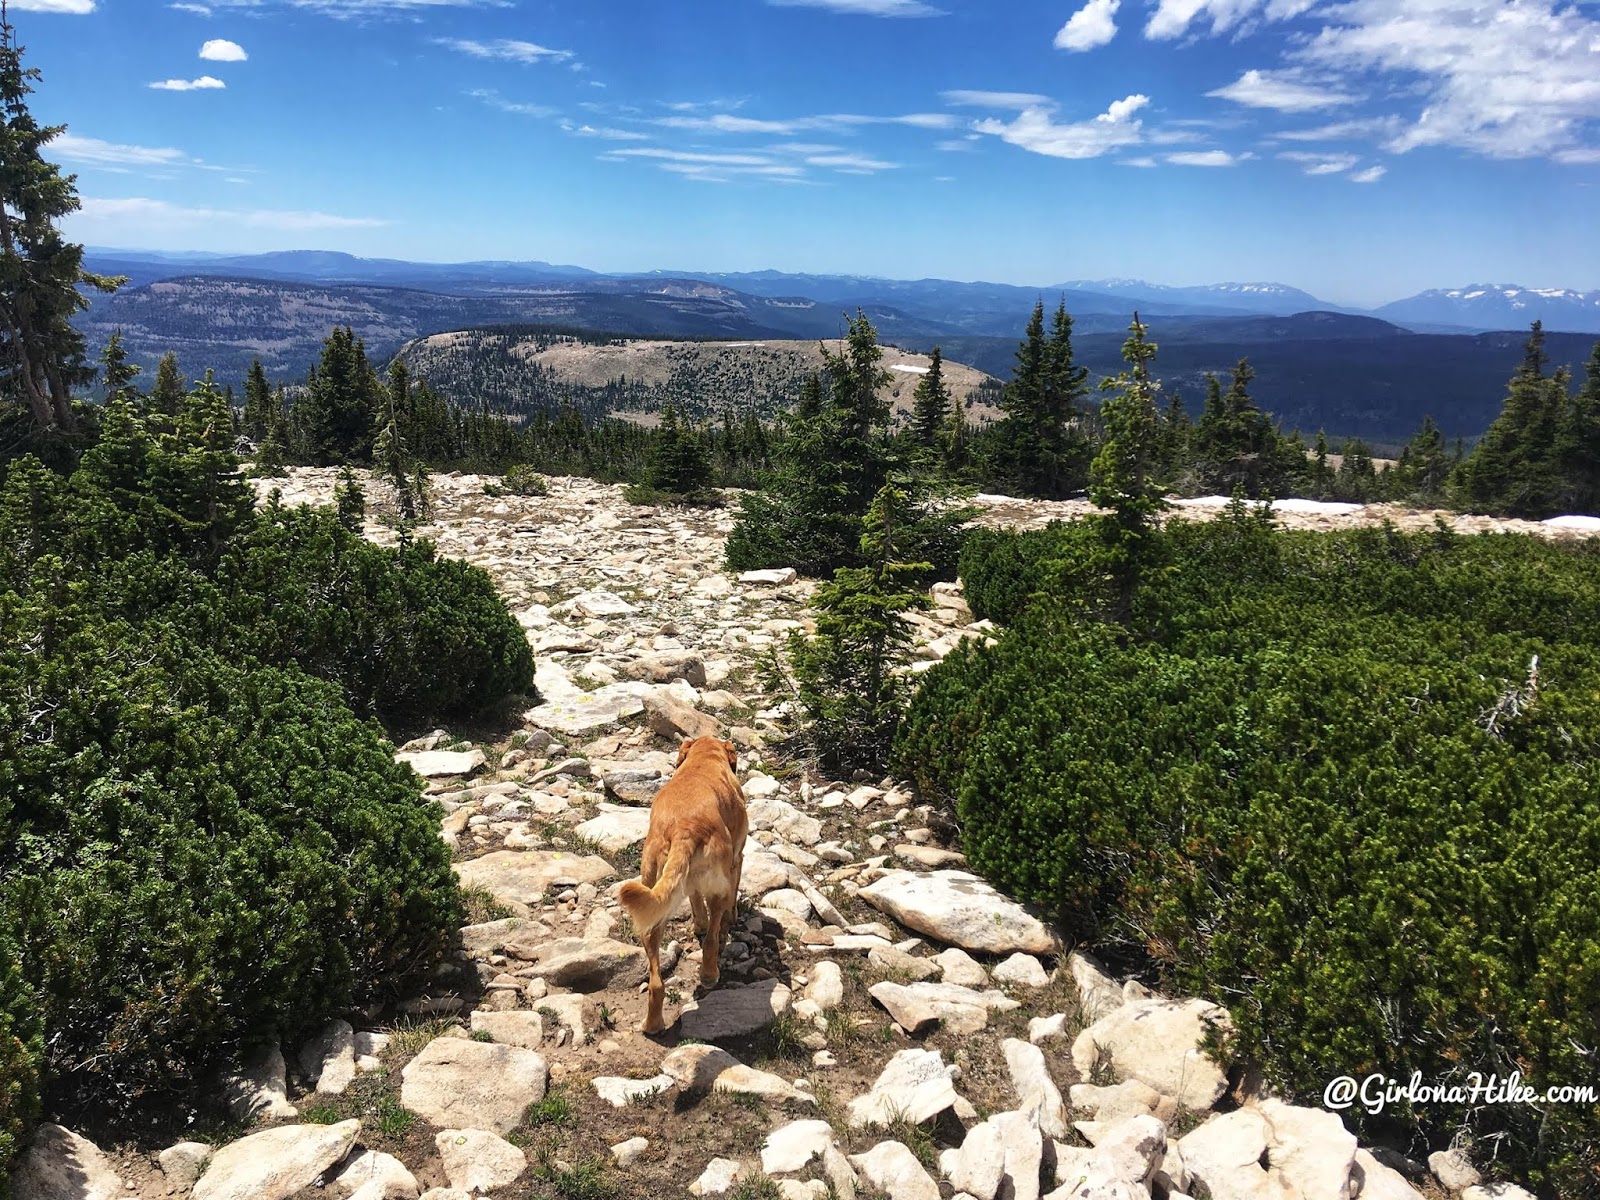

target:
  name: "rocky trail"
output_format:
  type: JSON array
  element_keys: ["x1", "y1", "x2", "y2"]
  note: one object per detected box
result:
[{"x1": 13, "y1": 470, "x2": 1543, "y2": 1200}]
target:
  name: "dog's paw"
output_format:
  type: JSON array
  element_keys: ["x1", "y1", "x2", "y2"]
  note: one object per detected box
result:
[
  {"x1": 641, "y1": 1016, "x2": 666, "y2": 1035},
  {"x1": 698, "y1": 967, "x2": 720, "y2": 987}
]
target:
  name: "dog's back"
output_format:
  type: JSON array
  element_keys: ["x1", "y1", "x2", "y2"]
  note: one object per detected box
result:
[{"x1": 618, "y1": 737, "x2": 747, "y2": 934}]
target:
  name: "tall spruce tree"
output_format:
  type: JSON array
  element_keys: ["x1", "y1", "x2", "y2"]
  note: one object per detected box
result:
[
  {"x1": 0, "y1": 14, "x2": 120, "y2": 433},
  {"x1": 990, "y1": 300, "x2": 1089, "y2": 498},
  {"x1": 1455, "y1": 322, "x2": 1571, "y2": 517},
  {"x1": 1191, "y1": 358, "x2": 1299, "y2": 498},
  {"x1": 150, "y1": 351, "x2": 185, "y2": 422},
  {"x1": 1090, "y1": 314, "x2": 1169, "y2": 617},
  {"x1": 98, "y1": 330, "x2": 140, "y2": 406},
  {"x1": 296, "y1": 326, "x2": 383, "y2": 465},
  {"x1": 907, "y1": 346, "x2": 951, "y2": 459},
  {"x1": 1396, "y1": 415, "x2": 1451, "y2": 502},
  {"x1": 240, "y1": 357, "x2": 273, "y2": 441},
  {"x1": 1554, "y1": 340, "x2": 1600, "y2": 514}
]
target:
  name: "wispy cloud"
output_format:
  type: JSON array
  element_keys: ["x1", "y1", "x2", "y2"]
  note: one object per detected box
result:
[
  {"x1": 942, "y1": 90, "x2": 1053, "y2": 109},
  {"x1": 149, "y1": 76, "x2": 227, "y2": 91},
  {"x1": 765, "y1": 0, "x2": 941, "y2": 16},
  {"x1": 656, "y1": 110, "x2": 955, "y2": 135},
  {"x1": 1279, "y1": 150, "x2": 1361, "y2": 175},
  {"x1": 805, "y1": 152, "x2": 900, "y2": 172},
  {"x1": 55, "y1": 134, "x2": 189, "y2": 167},
  {"x1": 12, "y1": 0, "x2": 95, "y2": 11},
  {"x1": 1349, "y1": 164, "x2": 1386, "y2": 182},
  {"x1": 76, "y1": 196, "x2": 388, "y2": 231},
  {"x1": 1055, "y1": 0, "x2": 1120, "y2": 51},
  {"x1": 609, "y1": 149, "x2": 783, "y2": 167},
  {"x1": 1146, "y1": 0, "x2": 1314, "y2": 40},
  {"x1": 1207, "y1": 70, "x2": 1354, "y2": 112},
  {"x1": 170, "y1": 3, "x2": 212, "y2": 13},
  {"x1": 199, "y1": 38, "x2": 248, "y2": 61},
  {"x1": 438, "y1": 37, "x2": 573, "y2": 64},
  {"x1": 562, "y1": 122, "x2": 649, "y2": 141},
  {"x1": 1167, "y1": 148, "x2": 1246, "y2": 166},
  {"x1": 972, "y1": 94, "x2": 1149, "y2": 160},
  {"x1": 468, "y1": 89, "x2": 558, "y2": 118},
  {"x1": 1272, "y1": 117, "x2": 1403, "y2": 143},
  {"x1": 204, "y1": 0, "x2": 513, "y2": 11}
]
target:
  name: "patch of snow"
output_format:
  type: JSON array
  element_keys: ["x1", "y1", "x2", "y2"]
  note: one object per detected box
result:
[
  {"x1": 1464, "y1": 290, "x2": 1486, "y2": 299},
  {"x1": 1543, "y1": 515, "x2": 1600, "y2": 531},
  {"x1": 890, "y1": 364, "x2": 930, "y2": 375}
]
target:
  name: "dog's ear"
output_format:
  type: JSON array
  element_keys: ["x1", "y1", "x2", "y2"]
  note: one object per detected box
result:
[
  {"x1": 723, "y1": 740, "x2": 738, "y2": 768},
  {"x1": 675, "y1": 739, "x2": 693, "y2": 767}
]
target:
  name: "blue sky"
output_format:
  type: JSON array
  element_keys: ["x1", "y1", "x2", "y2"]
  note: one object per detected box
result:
[{"x1": 23, "y1": 0, "x2": 1600, "y2": 306}]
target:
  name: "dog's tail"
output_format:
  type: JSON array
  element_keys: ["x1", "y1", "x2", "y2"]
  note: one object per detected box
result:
[{"x1": 618, "y1": 837, "x2": 694, "y2": 934}]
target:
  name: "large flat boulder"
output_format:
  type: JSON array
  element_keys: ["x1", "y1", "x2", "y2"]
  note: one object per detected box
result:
[
  {"x1": 400, "y1": 1039, "x2": 548, "y2": 1135},
  {"x1": 193, "y1": 1121, "x2": 361, "y2": 1200},
  {"x1": 868, "y1": 980, "x2": 1019, "y2": 1036},
  {"x1": 574, "y1": 805, "x2": 652, "y2": 855},
  {"x1": 858, "y1": 870, "x2": 1056, "y2": 955},
  {"x1": 525, "y1": 937, "x2": 648, "y2": 991},
  {"x1": 396, "y1": 749, "x2": 485, "y2": 778},
  {"x1": 679, "y1": 979, "x2": 793, "y2": 1041},
  {"x1": 1070, "y1": 996, "x2": 1233, "y2": 1112},
  {"x1": 453, "y1": 849, "x2": 614, "y2": 911}
]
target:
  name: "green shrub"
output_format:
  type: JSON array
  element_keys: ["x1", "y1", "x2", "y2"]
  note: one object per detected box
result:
[
  {"x1": 502, "y1": 464, "x2": 549, "y2": 497},
  {"x1": 897, "y1": 523, "x2": 1600, "y2": 1190},
  {"x1": 0, "y1": 938, "x2": 41, "y2": 1194},
  {"x1": 0, "y1": 586, "x2": 462, "y2": 1111}
]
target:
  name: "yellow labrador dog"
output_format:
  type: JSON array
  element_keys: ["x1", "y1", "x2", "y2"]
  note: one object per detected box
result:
[{"x1": 618, "y1": 737, "x2": 748, "y2": 1034}]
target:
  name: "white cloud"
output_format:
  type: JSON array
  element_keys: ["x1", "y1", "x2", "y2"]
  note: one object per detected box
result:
[
  {"x1": 1349, "y1": 164, "x2": 1386, "y2": 182},
  {"x1": 609, "y1": 149, "x2": 782, "y2": 167},
  {"x1": 205, "y1": 0, "x2": 513, "y2": 10},
  {"x1": 765, "y1": 0, "x2": 941, "y2": 15},
  {"x1": 1272, "y1": 117, "x2": 1403, "y2": 142},
  {"x1": 973, "y1": 94, "x2": 1149, "y2": 160},
  {"x1": 1279, "y1": 150, "x2": 1361, "y2": 174},
  {"x1": 942, "y1": 90, "x2": 1053, "y2": 109},
  {"x1": 1146, "y1": 0, "x2": 1314, "y2": 40},
  {"x1": 54, "y1": 134, "x2": 188, "y2": 166},
  {"x1": 1120, "y1": 156, "x2": 1160, "y2": 167},
  {"x1": 806, "y1": 152, "x2": 899, "y2": 172},
  {"x1": 149, "y1": 76, "x2": 226, "y2": 91},
  {"x1": 1055, "y1": 0, "x2": 1119, "y2": 51},
  {"x1": 655, "y1": 111, "x2": 954, "y2": 135},
  {"x1": 199, "y1": 39, "x2": 247, "y2": 61},
  {"x1": 1167, "y1": 148, "x2": 1244, "y2": 165},
  {"x1": 468, "y1": 90, "x2": 558, "y2": 118},
  {"x1": 10, "y1": 0, "x2": 95, "y2": 11},
  {"x1": 75, "y1": 196, "x2": 387, "y2": 231},
  {"x1": 1299, "y1": 0, "x2": 1600, "y2": 160},
  {"x1": 1208, "y1": 69, "x2": 1355, "y2": 112},
  {"x1": 437, "y1": 38, "x2": 572, "y2": 64},
  {"x1": 562, "y1": 122, "x2": 649, "y2": 141},
  {"x1": 170, "y1": 3, "x2": 212, "y2": 13},
  {"x1": 1556, "y1": 147, "x2": 1600, "y2": 164}
]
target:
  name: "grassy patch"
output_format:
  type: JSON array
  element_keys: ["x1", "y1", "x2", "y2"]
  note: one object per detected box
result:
[
  {"x1": 727, "y1": 1176, "x2": 782, "y2": 1200},
  {"x1": 526, "y1": 1088, "x2": 575, "y2": 1128},
  {"x1": 388, "y1": 1015, "x2": 461, "y2": 1058},
  {"x1": 536, "y1": 1151, "x2": 615, "y2": 1200},
  {"x1": 461, "y1": 884, "x2": 515, "y2": 925}
]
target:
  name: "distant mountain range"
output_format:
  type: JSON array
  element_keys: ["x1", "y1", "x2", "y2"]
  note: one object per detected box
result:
[{"x1": 74, "y1": 249, "x2": 1600, "y2": 445}]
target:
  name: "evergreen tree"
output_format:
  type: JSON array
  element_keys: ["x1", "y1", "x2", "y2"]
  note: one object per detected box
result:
[
  {"x1": 643, "y1": 403, "x2": 711, "y2": 499},
  {"x1": 907, "y1": 345, "x2": 951, "y2": 459},
  {"x1": 1455, "y1": 322, "x2": 1571, "y2": 517},
  {"x1": 1335, "y1": 438, "x2": 1378, "y2": 501},
  {"x1": 168, "y1": 369, "x2": 252, "y2": 560},
  {"x1": 150, "y1": 351, "x2": 185, "y2": 421},
  {"x1": 1395, "y1": 415, "x2": 1451, "y2": 502},
  {"x1": 98, "y1": 330, "x2": 140, "y2": 406},
  {"x1": 335, "y1": 465, "x2": 365, "y2": 533},
  {"x1": 1157, "y1": 390, "x2": 1192, "y2": 485},
  {"x1": 1090, "y1": 314, "x2": 1169, "y2": 617},
  {"x1": 373, "y1": 370, "x2": 416, "y2": 521},
  {"x1": 0, "y1": 16, "x2": 120, "y2": 433},
  {"x1": 1554, "y1": 340, "x2": 1600, "y2": 514},
  {"x1": 1192, "y1": 358, "x2": 1299, "y2": 498},
  {"x1": 989, "y1": 300, "x2": 1089, "y2": 498},
  {"x1": 240, "y1": 357, "x2": 273, "y2": 441},
  {"x1": 788, "y1": 484, "x2": 930, "y2": 772},
  {"x1": 295, "y1": 326, "x2": 383, "y2": 465}
]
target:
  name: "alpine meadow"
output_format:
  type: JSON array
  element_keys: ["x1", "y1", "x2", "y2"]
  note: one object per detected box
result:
[{"x1": 4, "y1": 1, "x2": 1600, "y2": 1199}]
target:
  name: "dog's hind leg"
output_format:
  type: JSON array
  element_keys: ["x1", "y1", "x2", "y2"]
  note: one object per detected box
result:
[
  {"x1": 699, "y1": 893, "x2": 729, "y2": 987},
  {"x1": 689, "y1": 891, "x2": 710, "y2": 940},
  {"x1": 641, "y1": 921, "x2": 666, "y2": 1034}
]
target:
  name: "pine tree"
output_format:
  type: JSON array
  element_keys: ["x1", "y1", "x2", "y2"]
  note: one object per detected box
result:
[
  {"x1": 98, "y1": 330, "x2": 140, "y2": 406},
  {"x1": 373, "y1": 370, "x2": 416, "y2": 521},
  {"x1": 1455, "y1": 322, "x2": 1571, "y2": 517},
  {"x1": 150, "y1": 351, "x2": 185, "y2": 421},
  {"x1": 908, "y1": 346, "x2": 951, "y2": 459},
  {"x1": 1192, "y1": 358, "x2": 1297, "y2": 498},
  {"x1": 788, "y1": 484, "x2": 931, "y2": 772},
  {"x1": 169, "y1": 368, "x2": 252, "y2": 559},
  {"x1": 643, "y1": 403, "x2": 711, "y2": 499},
  {"x1": 335, "y1": 465, "x2": 365, "y2": 533},
  {"x1": 1090, "y1": 314, "x2": 1169, "y2": 617},
  {"x1": 0, "y1": 15, "x2": 121, "y2": 433},
  {"x1": 240, "y1": 357, "x2": 273, "y2": 441},
  {"x1": 1396, "y1": 415, "x2": 1451, "y2": 502},
  {"x1": 295, "y1": 326, "x2": 383, "y2": 465},
  {"x1": 1554, "y1": 340, "x2": 1600, "y2": 514},
  {"x1": 989, "y1": 301, "x2": 1089, "y2": 498}
]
